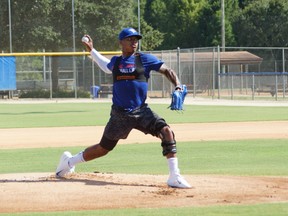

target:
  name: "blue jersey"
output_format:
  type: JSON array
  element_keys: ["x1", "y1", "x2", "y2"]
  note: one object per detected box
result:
[{"x1": 107, "y1": 53, "x2": 163, "y2": 110}]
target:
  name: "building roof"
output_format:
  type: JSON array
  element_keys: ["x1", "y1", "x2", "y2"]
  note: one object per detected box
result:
[{"x1": 179, "y1": 51, "x2": 263, "y2": 65}]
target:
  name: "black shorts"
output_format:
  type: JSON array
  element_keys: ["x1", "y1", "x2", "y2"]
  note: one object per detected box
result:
[{"x1": 102, "y1": 103, "x2": 168, "y2": 143}]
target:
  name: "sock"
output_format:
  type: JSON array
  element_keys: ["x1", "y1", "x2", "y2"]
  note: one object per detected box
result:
[
  {"x1": 167, "y1": 157, "x2": 180, "y2": 176},
  {"x1": 68, "y1": 151, "x2": 85, "y2": 168}
]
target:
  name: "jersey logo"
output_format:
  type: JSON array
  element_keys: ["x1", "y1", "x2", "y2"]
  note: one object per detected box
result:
[{"x1": 116, "y1": 75, "x2": 136, "y2": 80}]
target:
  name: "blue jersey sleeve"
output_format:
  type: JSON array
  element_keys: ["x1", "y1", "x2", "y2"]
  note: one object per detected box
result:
[
  {"x1": 107, "y1": 56, "x2": 119, "y2": 71},
  {"x1": 140, "y1": 53, "x2": 164, "y2": 72}
]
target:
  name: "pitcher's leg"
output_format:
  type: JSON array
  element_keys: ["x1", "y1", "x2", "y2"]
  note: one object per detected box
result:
[
  {"x1": 56, "y1": 136, "x2": 118, "y2": 177},
  {"x1": 159, "y1": 126, "x2": 191, "y2": 188}
]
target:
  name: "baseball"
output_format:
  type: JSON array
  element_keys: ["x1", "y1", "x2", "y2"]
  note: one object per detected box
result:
[{"x1": 81, "y1": 36, "x2": 90, "y2": 43}]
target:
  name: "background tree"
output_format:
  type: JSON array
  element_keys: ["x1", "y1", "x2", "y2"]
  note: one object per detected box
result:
[
  {"x1": 144, "y1": 0, "x2": 203, "y2": 49},
  {"x1": 192, "y1": 0, "x2": 238, "y2": 47},
  {"x1": 138, "y1": 19, "x2": 164, "y2": 50},
  {"x1": 1, "y1": 0, "x2": 288, "y2": 53},
  {"x1": 78, "y1": 0, "x2": 136, "y2": 51},
  {"x1": 0, "y1": 0, "x2": 136, "y2": 91},
  {"x1": 144, "y1": 0, "x2": 238, "y2": 49},
  {"x1": 133, "y1": 0, "x2": 164, "y2": 51},
  {"x1": 237, "y1": 0, "x2": 256, "y2": 9},
  {"x1": 233, "y1": 0, "x2": 288, "y2": 47}
]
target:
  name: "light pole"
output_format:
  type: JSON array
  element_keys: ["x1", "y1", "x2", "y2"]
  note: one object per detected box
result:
[
  {"x1": 221, "y1": 0, "x2": 225, "y2": 51},
  {"x1": 137, "y1": 0, "x2": 141, "y2": 51},
  {"x1": 8, "y1": 0, "x2": 12, "y2": 52},
  {"x1": 72, "y1": 0, "x2": 76, "y2": 53},
  {"x1": 72, "y1": 0, "x2": 77, "y2": 98},
  {"x1": 221, "y1": 0, "x2": 225, "y2": 74}
]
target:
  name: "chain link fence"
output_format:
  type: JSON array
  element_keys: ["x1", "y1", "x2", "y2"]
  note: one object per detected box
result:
[{"x1": 1, "y1": 47, "x2": 288, "y2": 100}]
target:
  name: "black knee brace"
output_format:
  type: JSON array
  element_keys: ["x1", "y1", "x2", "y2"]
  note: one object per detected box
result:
[
  {"x1": 99, "y1": 135, "x2": 118, "y2": 151},
  {"x1": 161, "y1": 140, "x2": 177, "y2": 156}
]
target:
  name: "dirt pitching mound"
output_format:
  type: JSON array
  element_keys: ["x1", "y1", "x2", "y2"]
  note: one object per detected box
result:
[{"x1": 1, "y1": 172, "x2": 288, "y2": 213}]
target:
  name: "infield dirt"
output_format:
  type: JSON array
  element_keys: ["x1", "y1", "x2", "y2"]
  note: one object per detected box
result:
[{"x1": 1, "y1": 121, "x2": 288, "y2": 213}]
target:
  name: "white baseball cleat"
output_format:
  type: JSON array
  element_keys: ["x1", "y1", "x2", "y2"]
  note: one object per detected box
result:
[
  {"x1": 55, "y1": 151, "x2": 75, "y2": 177},
  {"x1": 167, "y1": 174, "x2": 191, "y2": 188}
]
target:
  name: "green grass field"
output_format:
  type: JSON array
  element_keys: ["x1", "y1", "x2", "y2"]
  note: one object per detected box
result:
[
  {"x1": 0, "y1": 203, "x2": 288, "y2": 216},
  {"x1": 1, "y1": 102, "x2": 288, "y2": 216},
  {"x1": 1, "y1": 139, "x2": 288, "y2": 176},
  {"x1": 1, "y1": 103, "x2": 288, "y2": 128}
]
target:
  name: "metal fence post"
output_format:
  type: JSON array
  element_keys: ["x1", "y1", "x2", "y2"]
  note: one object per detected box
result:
[
  {"x1": 282, "y1": 48, "x2": 286, "y2": 98},
  {"x1": 43, "y1": 49, "x2": 46, "y2": 82},
  {"x1": 217, "y1": 46, "x2": 221, "y2": 99},
  {"x1": 49, "y1": 56, "x2": 52, "y2": 99},
  {"x1": 252, "y1": 74, "x2": 255, "y2": 100},
  {"x1": 177, "y1": 47, "x2": 181, "y2": 80},
  {"x1": 212, "y1": 48, "x2": 215, "y2": 99},
  {"x1": 231, "y1": 74, "x2": 234, "y2": 100},
  {"x1": 161, "y1": 51, "x2": 165, "y2": 97},
  {"x1": 275, "y1": 74, "x2": 278, "y2": 101},
  {"x1": 192, "y1": 49, "x2": 196, "y2": 98}
]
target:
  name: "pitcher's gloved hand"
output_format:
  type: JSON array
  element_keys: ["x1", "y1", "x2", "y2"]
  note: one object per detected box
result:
[{"x1": 169, "y1": 85, "x2": 187, "y2": 110}]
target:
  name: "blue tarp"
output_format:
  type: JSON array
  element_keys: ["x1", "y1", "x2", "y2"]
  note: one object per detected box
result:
[{"x1": 0, "y1": 56, "x2": 16, "y2": 90}]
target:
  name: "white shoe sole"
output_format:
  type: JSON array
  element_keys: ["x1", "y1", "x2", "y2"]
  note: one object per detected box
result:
[
  {"x1": 55, "y1": 151, "x2": 75, "y2": 177},
  {"x1": 167, "y1": 175, "x2": 191, "y2": 189}
]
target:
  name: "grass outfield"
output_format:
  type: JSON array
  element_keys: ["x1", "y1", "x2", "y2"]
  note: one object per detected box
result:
[
  {"x1": 0, "y1": 203, "x2": 287, "y2": 216},
  {"x1": 0, "y1": 139, "x2": 288, "y2": 176},
  {"x1": 1, "y1": 102, "x2": 288, "y2": 216},
  {"x1": 1, "y1": 103, "x2": 288, "y2": 128}
]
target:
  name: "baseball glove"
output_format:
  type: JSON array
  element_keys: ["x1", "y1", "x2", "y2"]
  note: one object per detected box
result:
[{"x1": 169, "y1": 84, "x2": 187, "y2": 111}]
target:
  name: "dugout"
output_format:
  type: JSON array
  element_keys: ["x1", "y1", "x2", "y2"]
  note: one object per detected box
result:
[
  {"x1": 189, "y1": 51, "x2": 263, "y2": 96},
  {"x1": 177, "y1": 51, "x2": 263, "y2": 72},
  {"x1": 153, "y1": 50, "x2": 263, "y2": 96}
]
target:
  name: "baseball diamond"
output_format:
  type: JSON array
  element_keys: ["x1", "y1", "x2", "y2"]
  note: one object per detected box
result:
[{"x1": 1, "y1": 118, "x2": 288, "y2": 213}]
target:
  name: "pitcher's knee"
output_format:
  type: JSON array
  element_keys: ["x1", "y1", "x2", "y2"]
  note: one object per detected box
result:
[
  {"x1": 99, "y1": 136, "x2": 118, "y2": 151},
  {"x1": 158, "y1": 126, "x2": 174, "y2": 141},
  {"x1": 159, "y1": 126, "x2": 177, "y2": 156},
  {"x1": 161, "y1": 140, "x2": 177, "y2": 156}
]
